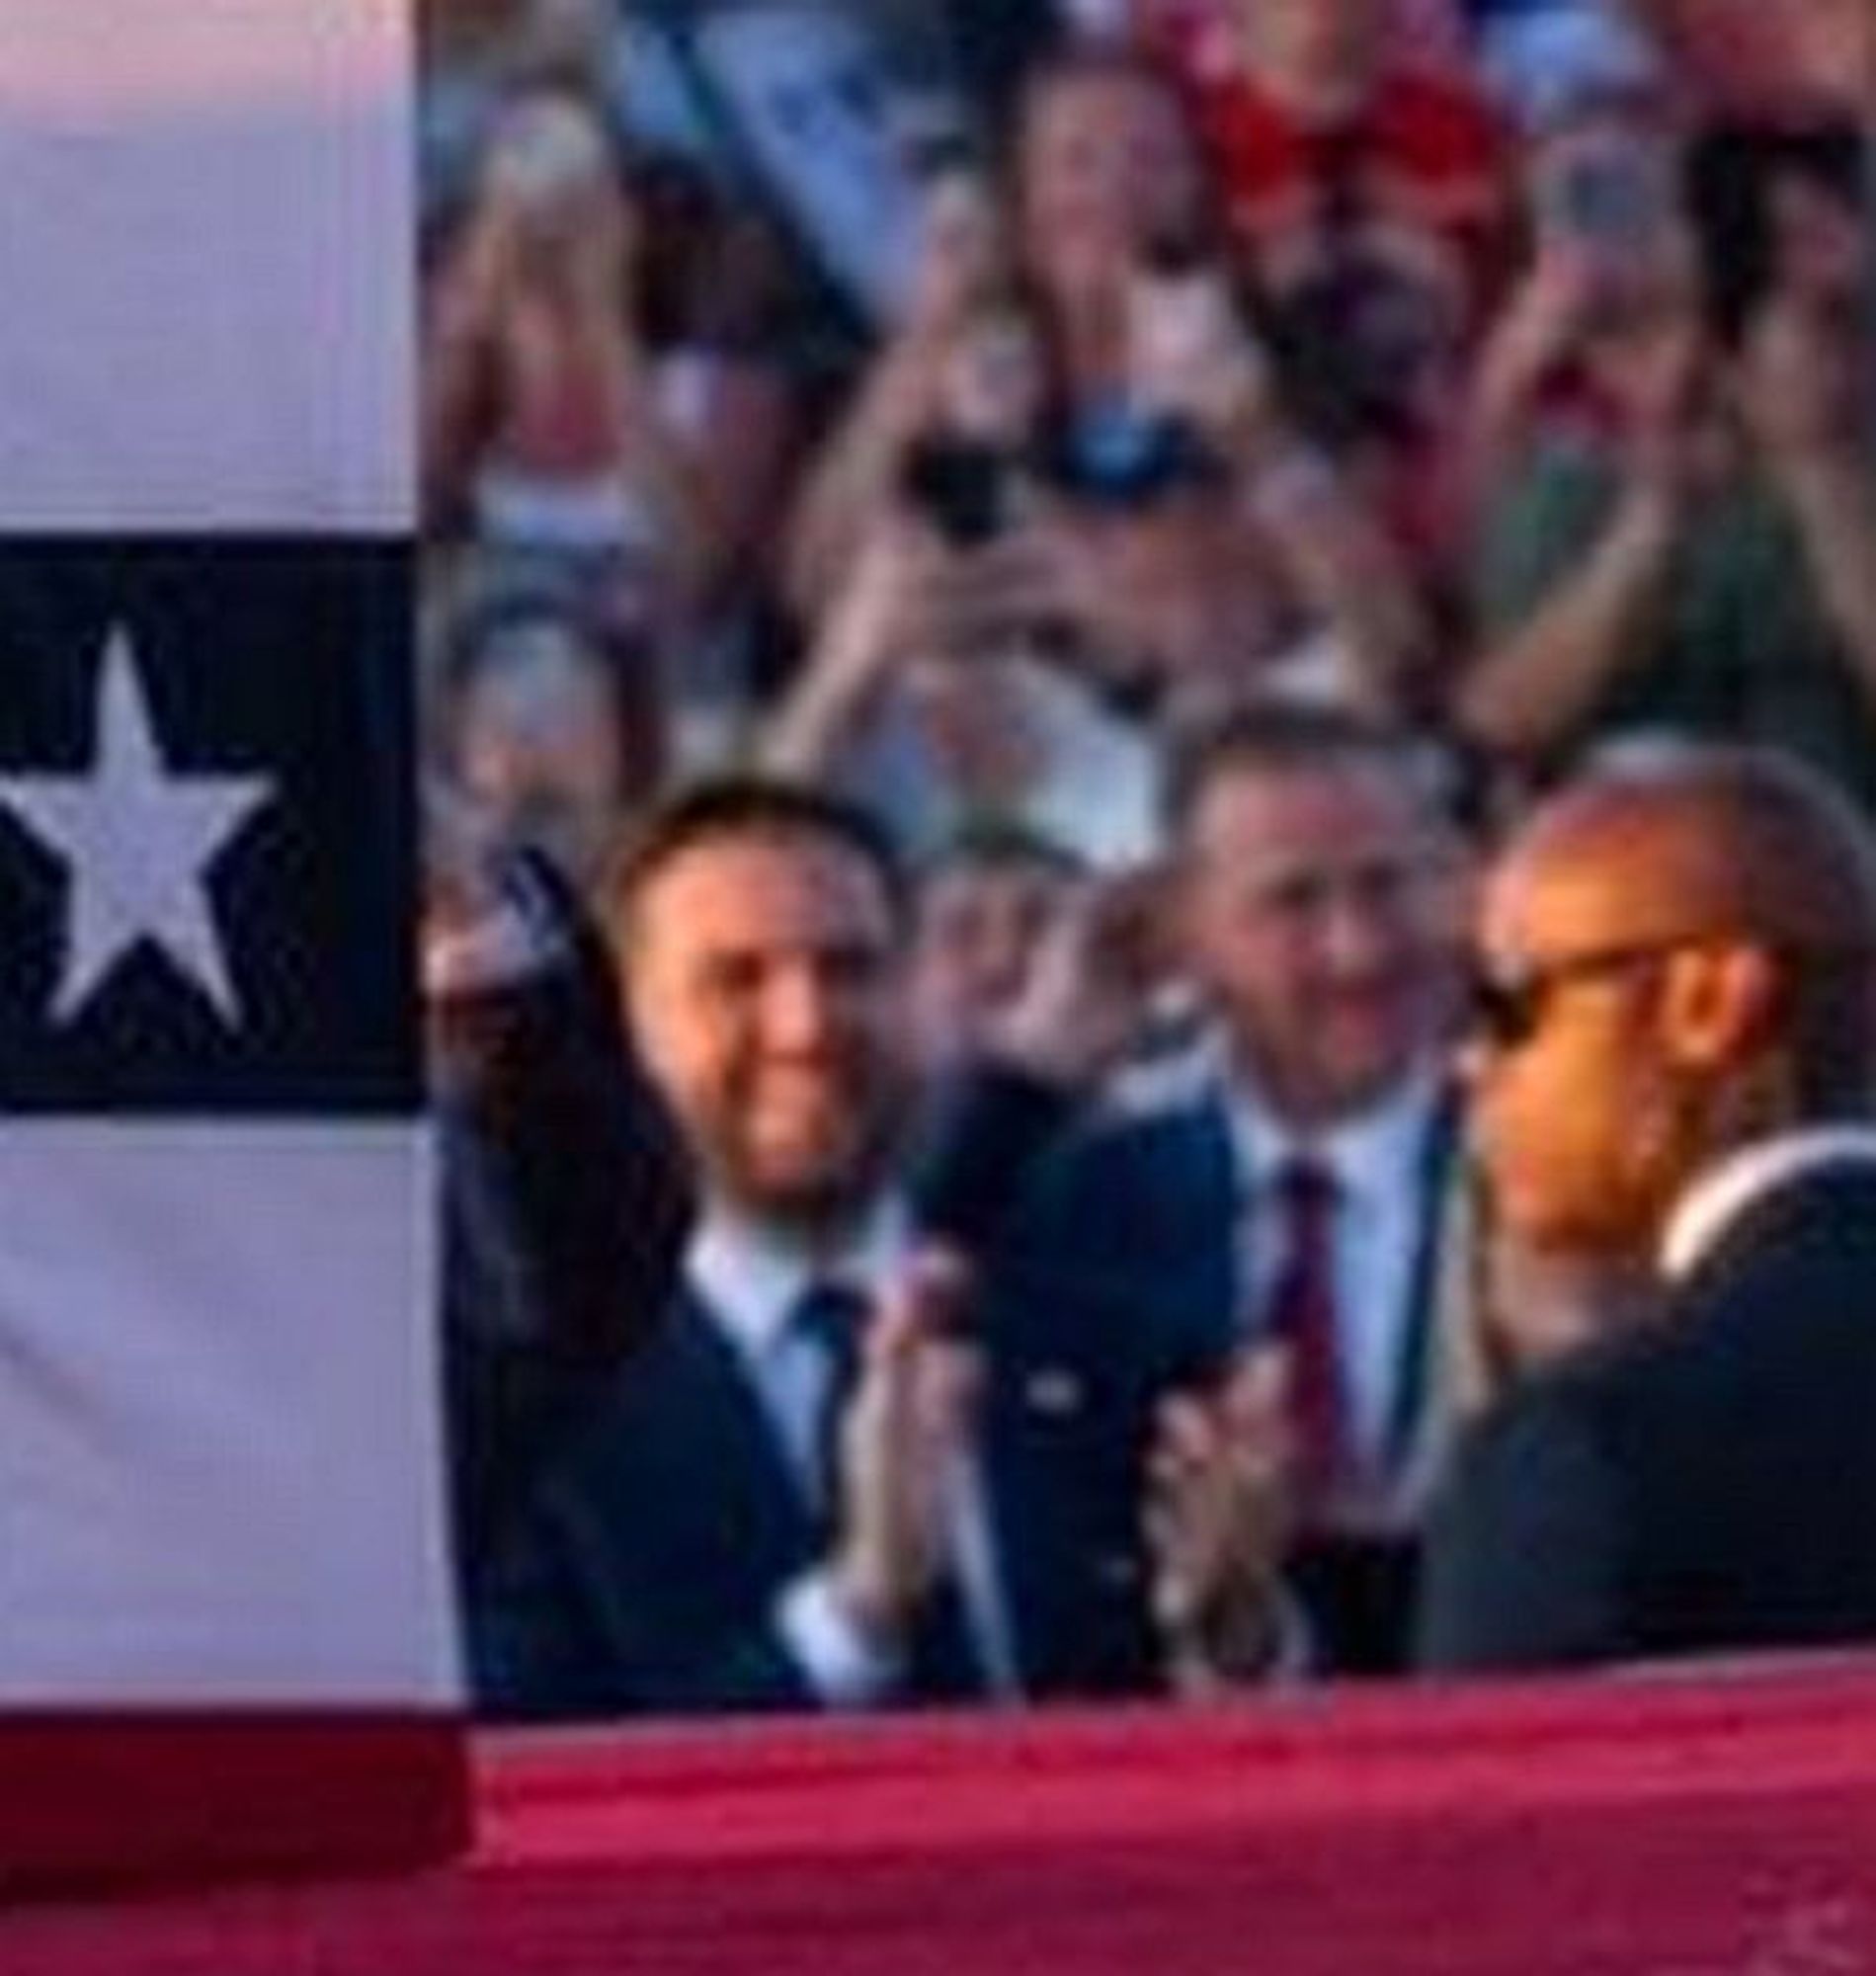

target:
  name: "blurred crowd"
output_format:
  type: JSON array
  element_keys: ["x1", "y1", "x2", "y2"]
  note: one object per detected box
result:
[{"x1": 420, "y1": 0, "x2": 1876, "y2": 1712}]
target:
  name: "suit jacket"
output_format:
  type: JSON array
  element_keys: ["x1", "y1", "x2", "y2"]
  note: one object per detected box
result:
[
  {"x1": 1418, "y1": 1161, "x2": 1876, "y2": 1672},
  {"x1": 471, "y1": 1266, "x2": 1176, "y2": 1719},
  {"x1": 918, "y1": 1062, "x2": 1477, "y2": 1672}
]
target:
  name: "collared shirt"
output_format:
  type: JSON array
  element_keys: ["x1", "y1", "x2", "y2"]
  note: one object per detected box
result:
[
  {"x1": 1226, "y1": 1064, "x2": 1445, "y2": 1517},
  {"x1": 684, "y1": 1198, "x2": 1020, "y2": 1707},
  {"x1": 1661, "y1": 1126, "x2": 1876, "y2": 1286},
  {"x1": 689, "y1": 1199, "x2": 908, "y2": 1508}
]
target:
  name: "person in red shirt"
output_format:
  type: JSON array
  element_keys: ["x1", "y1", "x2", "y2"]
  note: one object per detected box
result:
[
  {"x1": 1142, "y1": 0, "x2": 1515, "y2": 572},
  {"x1": 1145, "y1": 0, "x2": 1509, "y2": 291}
]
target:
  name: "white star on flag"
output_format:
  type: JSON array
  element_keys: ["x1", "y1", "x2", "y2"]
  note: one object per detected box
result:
[{"x1": 0, "y1": 625, "x2": 275, "y2": 1028}]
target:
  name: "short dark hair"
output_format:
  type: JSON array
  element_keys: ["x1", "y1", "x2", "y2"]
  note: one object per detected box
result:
[
  {"x1": 1010, "y1": 41, "x2": 1220, "y2": 248},
  {"x1": 605, "y1": 777, "x2": 912, "y2": 953},
  {"x1": 430, "y1": 560, "x2": 667, "y2": 800},
  {"x1": 1162, "y1": 702, "x2": 1437, "y2": 841},
  {"x1": 1016, "y1": 37, "x2": 1192, "y2": 123}
]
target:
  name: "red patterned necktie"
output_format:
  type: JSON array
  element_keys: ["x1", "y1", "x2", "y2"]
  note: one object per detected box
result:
[{"x1": 1266, "y1": 1158, "x2": 1347, "y2": 1511}]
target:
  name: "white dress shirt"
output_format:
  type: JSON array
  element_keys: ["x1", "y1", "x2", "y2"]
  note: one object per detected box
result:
[
  {"x1": 1226, "y1": 1068, "x2": 1447, "y2": 1529},
  {"x1": 689, "y1": 1201, "x2": 904, "y2": 1511},
  {"x1": 686, "y1": 1199, "x2": 1020, "y2": 1706}
]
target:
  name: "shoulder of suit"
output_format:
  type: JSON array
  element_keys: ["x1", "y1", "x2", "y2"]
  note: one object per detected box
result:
[
  {"x1": 1044, "y1": 1067, "x2": 1224, "y2": 1182},
  {"x1": 1662, "y1": 1131, "x2": 1876, "y2": 1282},
  {"x1": 571, "y1": 1284, "x2": 722, "y2": 1417},
  {"x1": 1657, "y1": 1175, "x2": 1876, "y2": 1361},
  {"x1": 1000, "y1": 1067, "x2": 1227, "y2": 1242},
  {"x1": 1069, "y1": 1058, "x2": 1467, "y2": 1166}
]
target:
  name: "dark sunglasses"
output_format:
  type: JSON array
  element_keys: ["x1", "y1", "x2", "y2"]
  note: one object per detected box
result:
[
  {"x1": 1464, "y1": 943, "x2": 1697, "y2": 1053},
  {"x1": 1469, "y1": 937, "x2": 1876, "y2": 1054}
]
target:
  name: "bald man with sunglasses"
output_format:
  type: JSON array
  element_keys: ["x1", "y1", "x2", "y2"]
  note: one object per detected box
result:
[{"x1": 1419, "y1": 742, "x2": 1876, "y2": 1671}]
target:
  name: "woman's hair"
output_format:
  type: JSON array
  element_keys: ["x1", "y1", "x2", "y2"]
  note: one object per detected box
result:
[
  {"x1": 1684, "y1": 118, "x2": 1865, "y2": 345},
  {"x1": 433, "y1": 563, "x2": 666, "y2": 803},
  {"x1": 1004, "y1": 38, "x2": 1222, "y2": 252}
]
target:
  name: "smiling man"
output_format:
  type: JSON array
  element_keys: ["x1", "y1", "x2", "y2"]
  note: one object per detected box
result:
[
  {"x1": 1420, "y1": 743, "x2": 1876, "y2": 1670},
  {"x1": 471, "y1": 780, "x2": 982, "y2": 1713},
  {"x1": 953, "y1": 706, "x2": 1481, "y2": 1675},
  {"x1": 469, "y1": 779, "x2": 1226, "y2": 1714}
]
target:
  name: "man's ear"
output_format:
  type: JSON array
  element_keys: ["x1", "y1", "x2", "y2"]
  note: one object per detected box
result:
[{"x1": 1657, "y1": 941, "x2": 1783, "y2": 1073}]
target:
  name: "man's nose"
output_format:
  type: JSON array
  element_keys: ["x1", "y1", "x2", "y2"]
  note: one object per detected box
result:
[
  {"x1": 761, "y1": 963, "x2": 841, "y2": 1053},
  {"x1": 1317, "y1": 890, "x2": 1396, "y2": 973}
]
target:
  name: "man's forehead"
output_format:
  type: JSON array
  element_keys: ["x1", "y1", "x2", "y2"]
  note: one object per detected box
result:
[
  {"x1": 1483, "y1": 806, "x2": 1693, "y2": 958},
  {"x1": 1492, "y1": 752, "x2": 1876, "y2": 966},
  {"x1": 1191, "y1": 757, "x2": 1430, "y2": 846},
  {"x1": 1230, "y1": 839, "x2": 1433, "y2": 894}
]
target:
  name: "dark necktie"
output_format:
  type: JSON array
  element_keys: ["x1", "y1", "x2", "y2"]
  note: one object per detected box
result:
[
  {"x1": 1267, "y1": 1158, "x2": 1347, "y2": 1513},
  {"x1": 788, "y1": 1278, "x2": 870, "y2": 1527}
]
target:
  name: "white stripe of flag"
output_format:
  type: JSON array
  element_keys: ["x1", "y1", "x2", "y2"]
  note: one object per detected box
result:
[
  {"x1": 0, "y1": 0, "x2": 414, "y2": 536},
  {"x1": 0, "y1": 0, "x2": 457, "y2": 1739}
]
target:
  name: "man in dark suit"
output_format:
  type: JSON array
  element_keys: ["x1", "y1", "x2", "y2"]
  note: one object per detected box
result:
[
  {"x1": 472, "y1": 781, "x2": 1266, "y2": 1715},
  {"x1": 430, "y1": 844, "x2": 694, "y2": 1587},
  {"x1": 1420, "y1": 743, "x2": 1876, "y2": 1670},
  {"x1": 925, "y1": 707, "x2": 1482, "y2": 1676}
]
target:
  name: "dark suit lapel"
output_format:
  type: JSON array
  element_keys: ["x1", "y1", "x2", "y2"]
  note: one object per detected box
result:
[
  {"x1": 1074, "y1": 1093, "x2": 1243, "y2": 1358},
  {"x1": 623, "y1": 1290, "x2": 820, "y2": 1585},
  {"x1": 1169, "y1": 1096, "x2": 1246, "y2": 1332},
  {"x1": 1393, "y1": 1089, "x2": 1470, "y2": 1482}
]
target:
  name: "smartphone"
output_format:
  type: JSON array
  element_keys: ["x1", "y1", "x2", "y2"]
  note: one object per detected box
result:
[
  {"x1": 906, "y1": 157, "x2": 1007, "y2": 321},
  {"x1": 1128, "y1": 263, "x2": 1257, "y2": 402},
  {"x1": 921, "y1": 162, "x2": 1001, "y2": 252},
  {"x1": 1538, "y1": 140, "x2": 1671, "y2": 252},
  {"x1": 900, "y1": 436, "x2": 1013, "y2": 547},
  {"x1": 1045, "y1": 401, "x2": 1214, "y2": 512},
  {"x1": 937, "y1": 306, "x2": 1047, "y2": 451},
  {"x1": 1123, "y1": 255, "x2": 1269, "y2": 457},
  {"x1": 483, "y1": 94, "x2": 612, "y2": 218}
]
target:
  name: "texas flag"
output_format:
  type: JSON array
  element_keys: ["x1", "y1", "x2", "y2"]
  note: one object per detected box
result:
[{"x1": 0, "y1": 2, "x2": 465, "y2": 1888}]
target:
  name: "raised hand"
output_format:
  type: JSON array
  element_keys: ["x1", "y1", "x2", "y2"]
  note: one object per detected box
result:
[{"x1": 988, "y1": 865, "x2": 1173, "y2": 1088}]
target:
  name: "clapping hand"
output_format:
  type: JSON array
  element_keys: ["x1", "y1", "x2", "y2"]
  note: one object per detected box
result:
[
  {"x1": 1144, "y1": 1346, "x2": 1299, "y2": 1691},
  {"x1": 826, "y1": 1249, "x2": 983, "y2": 1650}
]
